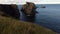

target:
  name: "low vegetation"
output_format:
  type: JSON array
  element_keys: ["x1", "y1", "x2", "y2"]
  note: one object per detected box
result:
[{"x1": 0, "y1": 16, "x2": 56, "y2": 34}]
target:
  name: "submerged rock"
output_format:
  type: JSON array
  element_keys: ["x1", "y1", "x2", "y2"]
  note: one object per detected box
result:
[
  {"x1": 0, "y1": 4, "x2": 20, "y2": 19},
  {"x1": 21, "y1": 2, "x2": 37, "y2": 16},
  {"x1": 40, "y1": 5, "x2": 46, "y2": 8},
  {"x1": 41, "y1": 6, "x2": 46, "y2": 8}
]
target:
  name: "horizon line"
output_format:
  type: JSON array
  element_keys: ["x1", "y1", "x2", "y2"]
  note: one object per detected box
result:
[{"x1": 0, "y1": 2, "x2": 60, "y2": 5}]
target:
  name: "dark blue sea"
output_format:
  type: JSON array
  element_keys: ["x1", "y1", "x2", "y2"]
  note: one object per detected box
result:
[{"x1": 18, "y1": 4, "x2": 60, "y2": 33}]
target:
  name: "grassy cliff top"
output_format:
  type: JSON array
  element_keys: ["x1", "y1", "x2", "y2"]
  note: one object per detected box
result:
[{"x1": 0, "y1": 16, "x2": 56, "y2": 34}]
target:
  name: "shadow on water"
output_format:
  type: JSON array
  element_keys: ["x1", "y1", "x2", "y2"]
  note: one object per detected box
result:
[
  {"x1": 20, "y1": 12, "x2": 36, "y2": 22},
  {"x1": 24, "y1": 16, "x2": 35, "y2": 22}
]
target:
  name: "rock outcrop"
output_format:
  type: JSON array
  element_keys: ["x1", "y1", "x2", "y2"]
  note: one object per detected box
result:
[
  {"x1": 21, "y1": 2, "x2": 37, "y2": 16},
  {"x1": 0, "y1": 4, "x2": 20, "y2": 19}
]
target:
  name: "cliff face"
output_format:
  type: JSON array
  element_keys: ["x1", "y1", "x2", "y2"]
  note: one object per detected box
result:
[
  {"x1": 0, "y1": 4, "x2": 20, "y2": 19},
  {"x1": 21, "y1": 2, "x2": 37, "y2": 16}
]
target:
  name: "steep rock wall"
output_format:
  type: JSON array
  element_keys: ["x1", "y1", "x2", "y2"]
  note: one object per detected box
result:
[{"x1": 0, "y1": 4, "x2": 20, "y2": 19}]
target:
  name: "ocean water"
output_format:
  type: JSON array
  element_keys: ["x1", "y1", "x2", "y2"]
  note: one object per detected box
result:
[{"x1": 18, "y1": 4, "x2": 60, "y2": 33}]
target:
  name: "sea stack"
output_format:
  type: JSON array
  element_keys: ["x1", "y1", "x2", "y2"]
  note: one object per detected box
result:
[
  {"x1": 21, "y1": 2, "x2": 37, "y2": 16},
  {"x1": 0, "y1": 4, "x2": 20, "y2": 19}
]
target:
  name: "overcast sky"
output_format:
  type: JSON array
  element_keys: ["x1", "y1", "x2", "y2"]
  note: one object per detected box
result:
[{"x1": 0, "y1": 0, "x2": 60, "y2": 4}]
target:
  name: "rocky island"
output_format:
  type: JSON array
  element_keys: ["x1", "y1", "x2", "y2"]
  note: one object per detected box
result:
[{"x1": 21, "y1": 2, "x2": 37, "y2": 16}]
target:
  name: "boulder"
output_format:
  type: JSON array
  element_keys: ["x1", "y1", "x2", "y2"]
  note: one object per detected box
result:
[
  {"x1": 21, "y1": 2, "x2": 37, "y2": 16},
  {"x1": 0, "y1": 4, "x2": 20, "y2": 19}
]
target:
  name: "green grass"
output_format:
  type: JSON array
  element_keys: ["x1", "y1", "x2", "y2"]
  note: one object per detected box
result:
[{"x1": 0, "y1": 16, "x2": 56, "y2": 34}]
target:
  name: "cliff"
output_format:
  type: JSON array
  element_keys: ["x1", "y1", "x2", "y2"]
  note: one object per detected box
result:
[
  {"x1": 0, "y1": 4, "x2": 20, "y2": 19},
  {"x1": 0, "y1": 16, "x2": 56, "y2": 34}
]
